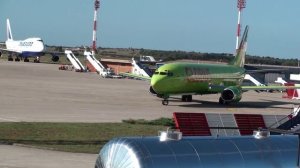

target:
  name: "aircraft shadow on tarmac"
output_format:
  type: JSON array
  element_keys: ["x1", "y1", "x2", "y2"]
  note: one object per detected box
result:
[{"x1": 166, "y1": 97, "x2": 296, "y2": 109}]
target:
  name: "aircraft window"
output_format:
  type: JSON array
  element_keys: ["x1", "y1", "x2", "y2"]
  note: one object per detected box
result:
[
  {"x1": 160, "y1": 72, "x2": 167, "y2": 75},
  {"x1": 185, "y1": 67, "x2": 209, "y2": 76},
  {"x1": 154, "y1": 72, "x2": 159, "y2": 75}
]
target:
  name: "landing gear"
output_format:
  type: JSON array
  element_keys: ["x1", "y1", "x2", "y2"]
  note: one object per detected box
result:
[
  {"x1": 8, "y1": 57, "x2": 13, "y2": 61},
  {"x1": 182, "y1": 95, "x2": 192, "y2": 102},
  {"x1": 14, "y1": 57, "x2": 20, "y2": 62},
  {"x1": 219, "y1": 97, "x2": 229, "y2": 105},
  {"x1": 162, "y1": 99, "x2": 169, "y2": 105},
  {"x1": 24, "y1": 58, "x2": 29, "y2": 62},
  {"x1": 162, "y1": 95, "x2": 169, "y2": 106},
  {"x1": 219, "y1": 97, "x2": 225, "y2": 105},
  {"x1": 34, "y1": 56, "x2": 40, "y2": 63}
]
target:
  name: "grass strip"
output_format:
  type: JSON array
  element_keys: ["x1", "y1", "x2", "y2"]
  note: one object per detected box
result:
[{"x1": 0, "y1": 121, "x2": 170, "y2": 153}]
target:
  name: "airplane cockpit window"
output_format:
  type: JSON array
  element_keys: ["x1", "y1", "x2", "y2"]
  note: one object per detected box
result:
[
  {"x1": 160, "y1": 72, "x2": 167, "y2": 75},
  {"x1": 153, "y1": 70, "x2": 174, "y2": 77},
  {"x1": 156, "y1": 71, "x2": 173, "y2": 76}
]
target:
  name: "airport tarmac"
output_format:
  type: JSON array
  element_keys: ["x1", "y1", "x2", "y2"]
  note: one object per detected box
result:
[
  {"x1": 1, "y1": 60, "x2": 300, "y2": 168},
  {"x1": 0, "y1": 60, "x2": 299, "y2": 123},
  {"x1": 0, "y1": 144, "x2": 97, "y2": 168}
]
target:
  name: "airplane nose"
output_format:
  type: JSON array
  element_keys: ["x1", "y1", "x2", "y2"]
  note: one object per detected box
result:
[{"x1": 151, "y1": 77, "x2": 164, "y2": 94}]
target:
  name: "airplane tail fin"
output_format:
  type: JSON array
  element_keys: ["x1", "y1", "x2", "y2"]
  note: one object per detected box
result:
[
  {"x1": 6, "y1": 19, "x2": 13, "y2": 41},
  {"x1": 229, "y1": 25, "x2": 249, "y2": 67}
]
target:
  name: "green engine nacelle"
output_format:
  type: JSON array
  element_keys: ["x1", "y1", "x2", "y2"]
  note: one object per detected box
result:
[{"x1": 221, "y1": 86, "x2": 242, "y2": 103}]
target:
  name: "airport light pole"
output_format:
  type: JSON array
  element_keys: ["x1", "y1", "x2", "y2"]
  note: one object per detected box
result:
[
  {"x1": 236, "y1": 0, "x2": 246, "y2": 52},
  {"x1": 92, "y1": 0, "x2": 100, "y2": 56}
]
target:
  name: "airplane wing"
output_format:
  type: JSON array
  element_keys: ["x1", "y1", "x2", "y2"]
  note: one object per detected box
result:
[
  {"x1": 119, "y1": 72, "x2": 151, "y2": 81},
  {"x1": 208, "y1": 84, "x2": 300, "y2": 92},
  {"x1": 0, "y1": 48, "x2": 22, "y2": 53},
  {"x1": 44, "y1": 51, "x2": 65, "y2": 57},
  {"x1": 241, "y1": 85, "x2": 300, "y2": 91},
  {"x1": 0, "y1": 48, "x2": 64, "y2": 62},
  {"x1": 246, "y1": 69, "x2": 288, "y2": 74}
]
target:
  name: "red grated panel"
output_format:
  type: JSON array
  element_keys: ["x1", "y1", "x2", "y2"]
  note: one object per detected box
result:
[
  {"x1": 234, "y1": 114, "x2": 266, "y2": 135},
  {"x1": 173, "y1": 112, "x2": 211, "y2": 136}
]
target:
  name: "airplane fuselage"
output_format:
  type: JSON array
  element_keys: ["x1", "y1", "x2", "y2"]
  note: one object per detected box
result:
[
  {"x1": 151, "y1": 62, "x2": 245, "y2": 96},
  {"x1": 150, "y1": 26, "x2": 249, "y2": 105},
  {"x1": 5, "y1": 38, "x2": 45, "y2": 57},
  {"x1": 1, "y1": 19, "x2": 60, "y2": 63}
]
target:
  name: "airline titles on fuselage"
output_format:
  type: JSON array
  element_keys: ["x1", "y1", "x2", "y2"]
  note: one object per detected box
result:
[
  {"x1": 19, "y1": 41, "x2": 33, "y2": 47},
  {"x1": 184, "y1": 67, "x2": 243, "y2": 83}
]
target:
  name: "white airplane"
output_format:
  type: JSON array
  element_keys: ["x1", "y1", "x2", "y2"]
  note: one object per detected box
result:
[{"x1": 0, "y1": 19, "x2": 59, "y2": 63}]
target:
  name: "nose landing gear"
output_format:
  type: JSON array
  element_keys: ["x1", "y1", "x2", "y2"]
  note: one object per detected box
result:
[
  {"x1": 162, "y1": 99, "x2": 169, "y2": 105},
  {"x1": 161, "y1": 95, "x2": 170, "y2": 106}
]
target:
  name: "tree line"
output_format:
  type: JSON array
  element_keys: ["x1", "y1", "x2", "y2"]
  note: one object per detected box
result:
[
  {"x1": 47, "y1": 45, "x2": 299, "y2": 67},
  {"x1": 140, "y1": 49, "x2": 299, "y2": 66}
]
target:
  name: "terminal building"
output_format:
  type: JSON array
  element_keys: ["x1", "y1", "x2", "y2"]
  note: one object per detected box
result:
[
  {"x1": 100, "y1": 58, "x2": 132, "y2": 75},
  {"x1": 245, "y1": 64, "x2": 300, "y2": 84}
]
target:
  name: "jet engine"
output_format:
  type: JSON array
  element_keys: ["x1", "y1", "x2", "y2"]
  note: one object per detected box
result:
[
  {"x1": 221, "y1": 86, "x2": 242, "y2": 103},
  {"x1": 51, "y1": 55, "x2": 59, "y2": 62}
]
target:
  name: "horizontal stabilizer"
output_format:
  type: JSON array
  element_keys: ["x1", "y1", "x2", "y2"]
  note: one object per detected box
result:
[{"x1": 119, "y1": 72, "x2": 151, "y2": 81}]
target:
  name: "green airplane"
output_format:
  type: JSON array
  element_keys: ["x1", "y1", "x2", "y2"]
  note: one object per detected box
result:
[
  {"x1": 120, "y1": 26, "x2": 299, "y2": 105},
  {"x1": 148, "y1": 26, "x2": 299, "y2": 105}
]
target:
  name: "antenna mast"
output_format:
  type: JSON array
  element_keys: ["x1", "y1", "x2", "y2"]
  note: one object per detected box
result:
[
  {"x1": 92, "y1": 0, "x2": 100, "y2": 56},
  {"x1": 236, "y1": 0, "x2": 246, "y2": 51}
]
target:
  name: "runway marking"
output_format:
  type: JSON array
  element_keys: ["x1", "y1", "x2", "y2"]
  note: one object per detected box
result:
[{"x1": 0, "y1": 117, "x2": 19, "y2": 122}]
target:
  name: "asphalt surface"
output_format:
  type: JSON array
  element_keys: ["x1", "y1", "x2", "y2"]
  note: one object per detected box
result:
[
  {"x1": 0, "y1": 144, "x2": 97, "y2": 168},
  {"x1": 0, "y1": 60, "x2": 299, "y2": 168},
  {"x1": 0, "y1": 61, "x2": 298, "y2": 123}
]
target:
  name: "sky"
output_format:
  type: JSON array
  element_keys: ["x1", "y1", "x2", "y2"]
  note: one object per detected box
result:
[{"x1": 0, "y1": 0, "x2": 299, "y2": 59}]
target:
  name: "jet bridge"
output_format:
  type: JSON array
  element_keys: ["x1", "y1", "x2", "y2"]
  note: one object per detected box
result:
[
  {"x1": 64, "y1": 50, "x2": 85, "y2": 72},
  {"x1": 84, "y1": 51, "x2": 113, "y2": 78},
  {"x1": 131, "y1": 58, "x2": 152, "y2": 77}
]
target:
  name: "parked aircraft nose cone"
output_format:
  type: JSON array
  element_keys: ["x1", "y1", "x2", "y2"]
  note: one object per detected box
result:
[
  {"x1": 150, "y1": 78, "x2": 161, "y2": 93},
  {"x1": 151, "y1": 76, "x2": 166, "y2": 94}
]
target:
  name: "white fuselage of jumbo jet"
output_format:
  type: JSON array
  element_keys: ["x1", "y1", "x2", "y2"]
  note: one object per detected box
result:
[
  {"x1": 1, "y1": 19, "x2": 60, "y2": 62},
  {"x1": 5, "y1": 37, "x2": 44, "y2": 53}
]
